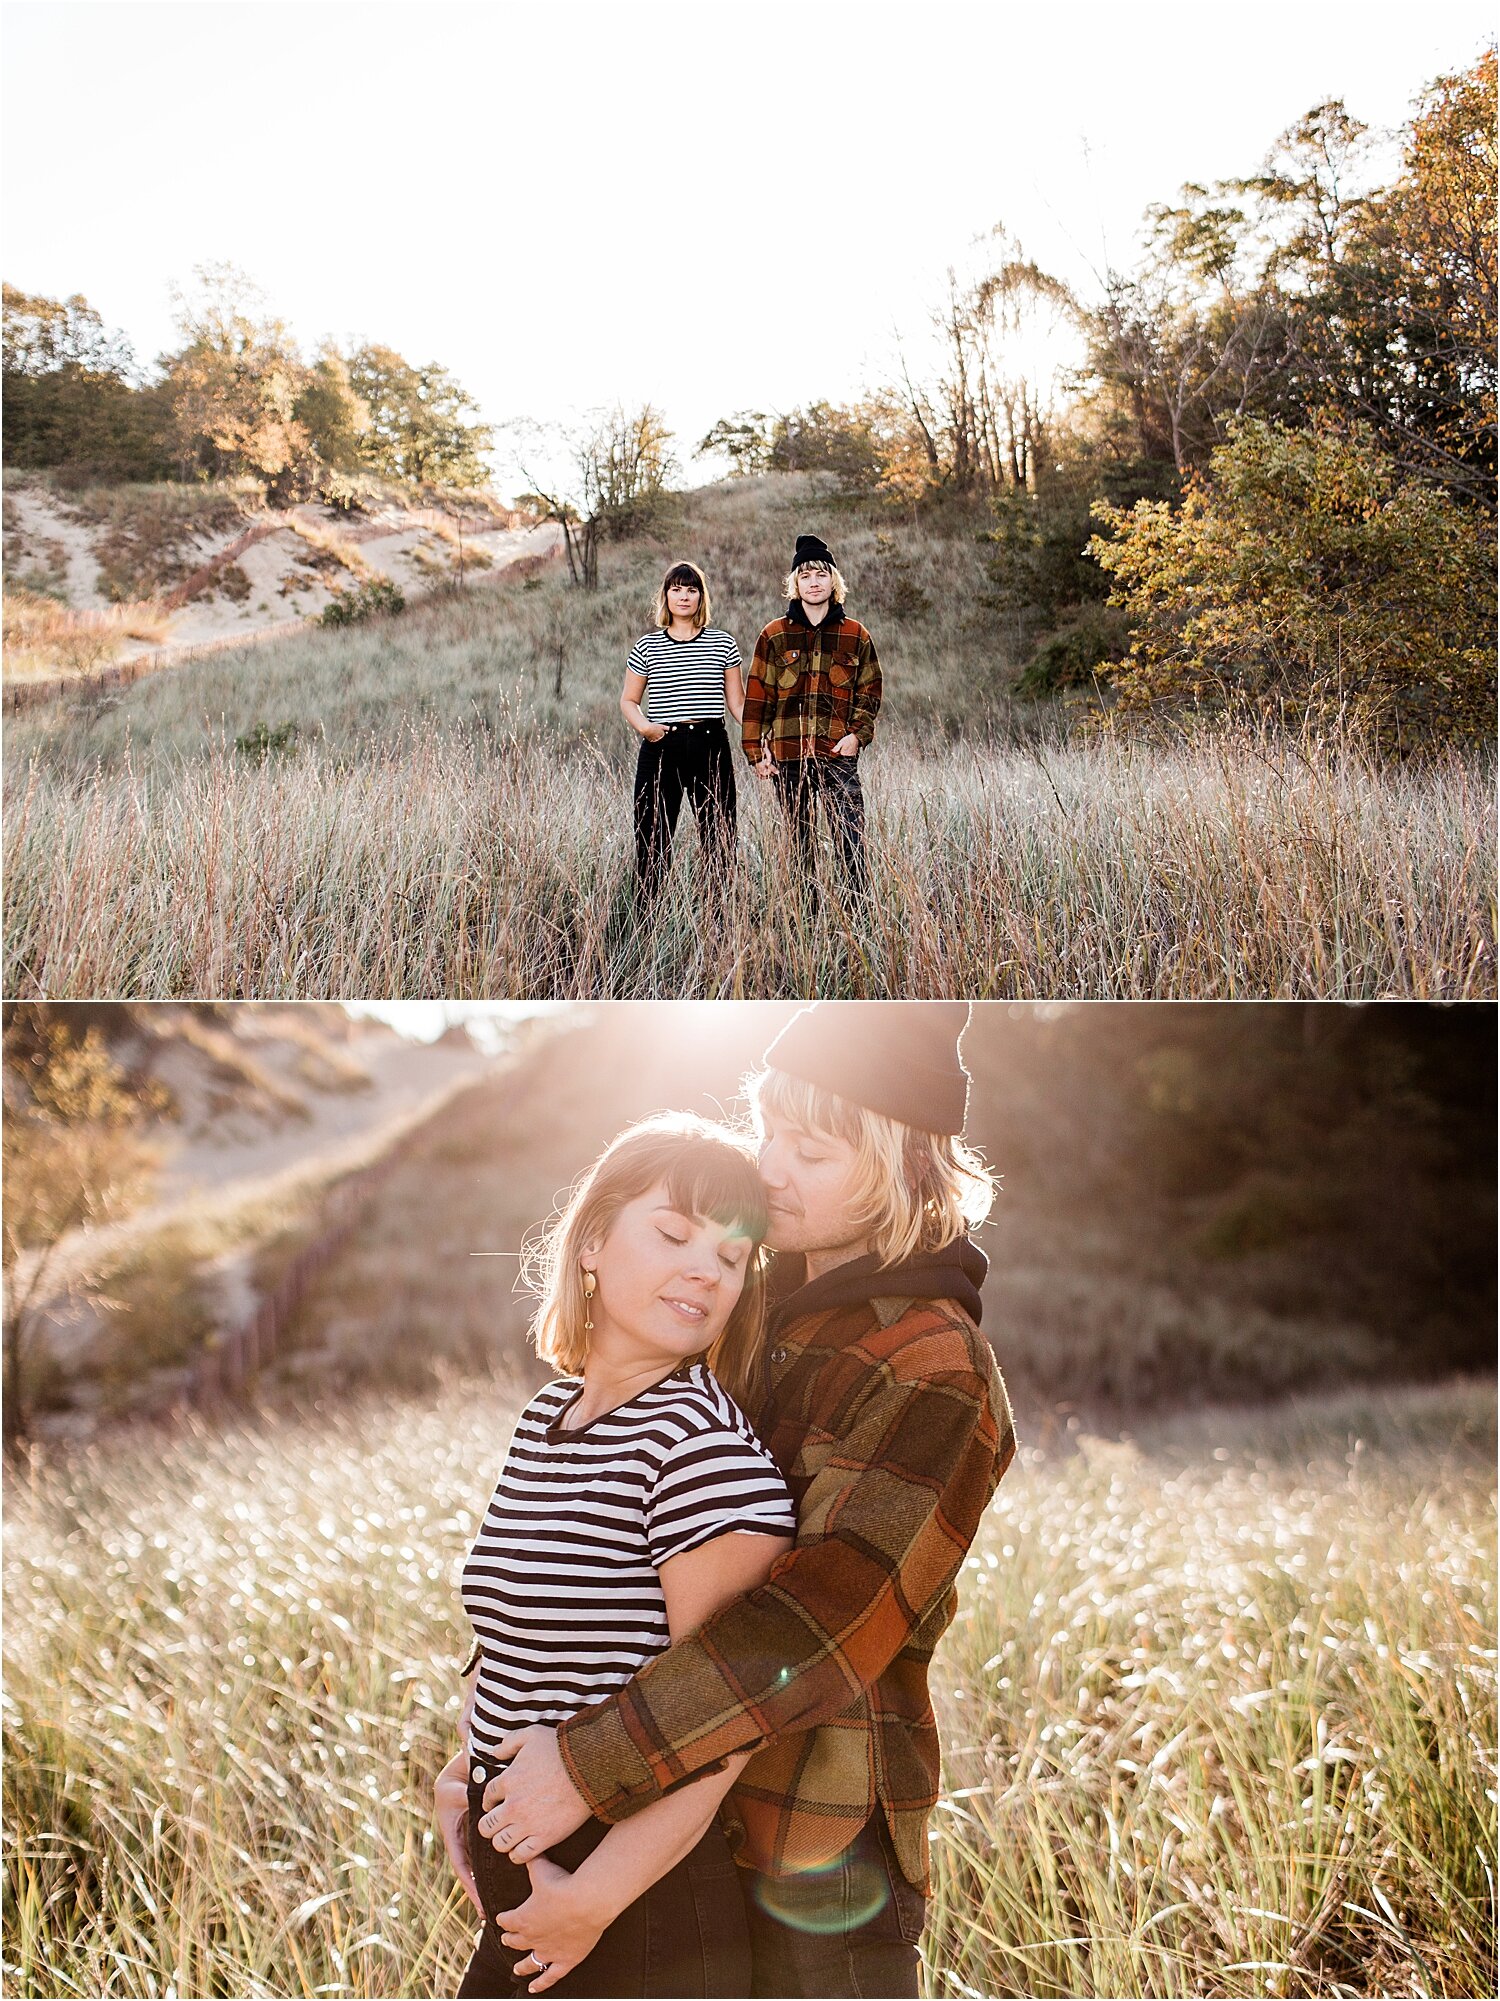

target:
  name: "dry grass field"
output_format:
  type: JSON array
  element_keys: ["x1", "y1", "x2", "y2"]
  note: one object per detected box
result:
[
  {"x1": 4, "y1": 1375, "x2": 1493, "y2": 1998},
  {"x1": 4, "y1": 477, "x2": 1494, "y2": 1000}
]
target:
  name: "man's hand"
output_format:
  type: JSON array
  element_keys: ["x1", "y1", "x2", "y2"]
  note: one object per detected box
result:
[
  {"x1": 477, "y1": 1725, "x2": 590, "y2": 1861},
  {"x1": 433, "y1": 1747, "x2": 483, "y2": 1918},
  {"x1": 832, "y1": 733, "x2": 859, "y2": 757},
  {"x1": 497, "y1": 1856, "x2": 611, "y2": 1994},
  {"x1": 754, "y1": 754, "x2": 777, "y2": 782}
]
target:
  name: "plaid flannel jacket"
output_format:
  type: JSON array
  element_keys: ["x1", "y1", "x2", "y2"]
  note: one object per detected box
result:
[
  {"x1": 555, "y1": 1284, "x2": 1015, "y2": 1892},
  {"x1": 741, "y1": 605, "x2": 882, "y2": 765}
]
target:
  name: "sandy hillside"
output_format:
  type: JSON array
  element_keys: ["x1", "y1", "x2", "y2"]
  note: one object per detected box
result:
[
  {"x1": 17, "y1": 1009, "x2": 497, "y2": 1331},
  {"x1": 123, "y1": 1008, "x2": 495, "y2": 1230},
  {"x1": 3, "y1": 480, "x2": 562, "y2": 670}
]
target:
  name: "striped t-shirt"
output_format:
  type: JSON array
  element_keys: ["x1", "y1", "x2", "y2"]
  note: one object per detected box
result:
[
  {"x1": 626, "y1": 627, "x2": 742, "y2": 723},
  {"x1": 461, "y1": 1361, "x2": 795, "y2": 1758}
]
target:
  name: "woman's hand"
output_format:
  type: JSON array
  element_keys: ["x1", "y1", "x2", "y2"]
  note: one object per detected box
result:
[
  {"x1": 496, "y1": 1855, "x2": 611, "y2": 1994},
  {"x1": 433, "y1": 1747, "x2": 483, "y2": 1918},
  {"x1": 645, "y1": 724, "x2": 669, "y2": 742}
]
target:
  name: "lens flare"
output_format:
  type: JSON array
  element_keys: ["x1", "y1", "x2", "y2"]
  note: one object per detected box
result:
[{"x1": 752, "y1": 1852, "x2": 891, "y2": 1934}]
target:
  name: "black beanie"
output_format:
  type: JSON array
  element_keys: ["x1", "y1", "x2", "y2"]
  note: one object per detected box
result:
[
  {"x1": 763, "y1": 1002, "x2": 972, "y2": 1135},
  {"x1": 791, "y1": 533, "x2": 836, "y2": 572}
]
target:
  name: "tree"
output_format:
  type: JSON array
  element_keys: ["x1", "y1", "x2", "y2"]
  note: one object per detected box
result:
[
  {"x1": 1087, "y1": 417, "x2": 1496, "y2": 749},
  {"x1": 161, "y1": 263, "x2": 314, "y2": 500},
  {"x1": 1, "y1": 284, "x2": 167, "y2": 476},
  {"x1": 1312, "y1": 50, "x2": 1497, "y2": 509},
  {"x1": 295, "y1": 343, "x2": 369, "y2": 474},
  {"x1": 514, "y1": 404, "x2": 676, "y2": 588},
  {"x1": 2, "y1": 1014, "x2": 160, "y2": 1447},
  {"x1": 1234, "y1": 100, "x2": 1377, "y2": 288},
  {"x1": 699, "y1": 411, "x2": 773, "y2": 475},
  {"x1": 1086, "y1": 182, "x2": 1299, "y2": 482},
  {"x1": 347, "y1": 344, "x2": 493, "y2": 488}
]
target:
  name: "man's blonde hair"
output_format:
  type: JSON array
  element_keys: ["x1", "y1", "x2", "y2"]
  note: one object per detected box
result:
[
  {"x1": 781, "y1": 559, "x2": 847, "y2": 606},
  {"x1": 653, "y1": 561, "x2": 711, "y2": 633},
  {"x1": 525, "y1": 1112, "x2": 767, "y2": 1406},
  {"x1": 748, "y1": 1068, "x2": 994, "y2": 1268}
]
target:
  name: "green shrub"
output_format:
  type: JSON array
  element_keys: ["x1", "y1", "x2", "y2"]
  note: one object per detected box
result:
[
  {"x1": 1016, "y1": 610, "x2": 1129, "y2": 696},
  {"x1": 1088, "y1": 418, "x2": 1497, "y2": 751},
  {"x1": 319, "y1": 576, "x2": 405, "y2": 626},
  {"x1": 234, "y1": 720, "x2": 300, "y2": 759}
]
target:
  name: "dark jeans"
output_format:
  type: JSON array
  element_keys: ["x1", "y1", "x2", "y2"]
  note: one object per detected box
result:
[
  {"x1": 633, "y1": 720, "x2": 737, "y2": 902},
  {"x1": 740, "y1": 1815, "x2": 926, "y2": 1999},
  {"x1": 772, "y1": 755, "x2": 867, "y2": 895},
  {"x1": 458, "y1": 1773, "x2": 751, "y2": 1998}
]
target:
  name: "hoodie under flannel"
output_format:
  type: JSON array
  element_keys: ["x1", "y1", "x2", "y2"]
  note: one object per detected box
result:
[
  {"x1": 555, "y1": 1242, "x2": 1015, "y2": 1893},
  {"x1": 741, "y1": 602, "x2": 883, "y2": 766}
]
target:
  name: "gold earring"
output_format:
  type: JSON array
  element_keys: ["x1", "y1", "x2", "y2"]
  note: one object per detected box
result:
[{"x1": 582, "y1": 1269, "x2": 597, "y2": 1332}]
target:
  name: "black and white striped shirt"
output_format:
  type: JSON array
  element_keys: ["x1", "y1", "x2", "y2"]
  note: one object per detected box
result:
[
  {"x1": 461, "y1": 1362, "x2": 795, "y2": 1757},
  {"x1": 626, "y1": 627, "x2": 742, "y2": 723}
]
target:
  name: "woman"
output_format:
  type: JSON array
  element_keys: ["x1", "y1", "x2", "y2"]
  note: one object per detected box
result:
[
  {"x1": 434, "y1": 1113, "x2": 795, "y2": 1997},
  {"x1": 621, "y1": 562, "x2": 744, "y2": 904}
]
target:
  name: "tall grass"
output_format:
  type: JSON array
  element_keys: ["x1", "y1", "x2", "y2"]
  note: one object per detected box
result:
[
  {"x1": 3, "y1": 1377, "x2": 1493, "y2": 1998},
  {"x1": 5, "y1": 721, "x2": 1492, "y2": 998},
  {"x1": 1, "y1": 589, "x2": 172, "y2": 682}
]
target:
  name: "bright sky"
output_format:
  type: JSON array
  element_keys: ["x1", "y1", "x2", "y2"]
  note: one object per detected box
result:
[
  {"x1": 3, "y1": 0, "x2": 1493, "y2": 494},
  {"x1": 345, "y1": 1001, "x2": 570, "y2": 1046}
]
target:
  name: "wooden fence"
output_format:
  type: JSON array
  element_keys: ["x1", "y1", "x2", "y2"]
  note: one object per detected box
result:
[
  {"x1": 2, "y1": 526, "x2": 560, "y2": 714},
  {"x1": 181, "y1": 1101, "x2": 441, "y2": 1409}
]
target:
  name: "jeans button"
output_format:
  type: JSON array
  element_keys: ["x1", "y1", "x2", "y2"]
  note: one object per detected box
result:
[
  {"x1": 771, "y1": 1347, "x2": 787, "y2": 1365},
  {"x1": 472, "y1": 1763, "x2": 487, "y2": 1782}
]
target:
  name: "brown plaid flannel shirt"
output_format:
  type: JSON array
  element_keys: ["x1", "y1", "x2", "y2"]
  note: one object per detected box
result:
[
  {"x1": 556, "y1": 1284, "x2": 1015, "y2": 1892},
  {"x1": 741, "y1": 607, "x2": 883, "y2": 766}
]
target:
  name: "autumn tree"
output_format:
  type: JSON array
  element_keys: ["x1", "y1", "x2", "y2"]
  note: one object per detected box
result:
[
  {"x1": 1314, "y1": 49, "x2": 1497, "y2": 508},
  {"x1": 2, "y1": 1013, "x2": 161, "y2": 1447},
  {"x1": 1087, "y1": 417, "x2": 1496, "y2": 749},
  {"x1": 161, "y1": 263, "x2": 315, "y2": 500}
]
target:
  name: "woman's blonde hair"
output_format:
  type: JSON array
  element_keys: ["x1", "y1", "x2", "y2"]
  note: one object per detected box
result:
[
  {"x1": 653, "y1": 561, "x2": 711, "y2": 633},
  {"x1": 748, "y1": 1068, "x2": 994, "y2": 1268},
  {"x1": 780, "y1": 559, "x2": 847, "y2": 606},
  {"x1": 526, "y1": 1112, "x2": 767, "y2": 1407}
]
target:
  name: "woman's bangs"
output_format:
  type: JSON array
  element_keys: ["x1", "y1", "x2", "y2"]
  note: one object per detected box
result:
[{"x1": 663, "y1": 1143, "x2": 768, "y2": 1245}]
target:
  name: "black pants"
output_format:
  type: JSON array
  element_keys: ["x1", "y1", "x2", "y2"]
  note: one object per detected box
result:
[
  {"x1": 458, "y1": 1775, "x2": 751, "y2": 1998},
  {"x1": 772, "y1": 755, "x2": 867, "y2": 894},
  {"x1": 740, "y1": 1815, "x2": 926, "y2": 1998},
  {"x1": 633, "y1": 721, "x2": 737, "y2": 902}
]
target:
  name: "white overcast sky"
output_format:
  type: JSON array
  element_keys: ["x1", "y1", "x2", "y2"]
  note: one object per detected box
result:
[{"x1": 3, "y1": 0, "x2": 1493, "y2": 493}]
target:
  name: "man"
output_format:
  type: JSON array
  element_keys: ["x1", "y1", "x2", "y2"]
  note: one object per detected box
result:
[
  {"x1": 742, "y1": 534, "x2": 882, "y2": 897},
  {"x1": 476, "y1": 1001, "x2": 1016, "y2": 1997}
]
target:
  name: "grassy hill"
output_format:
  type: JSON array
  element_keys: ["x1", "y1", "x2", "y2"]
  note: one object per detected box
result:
[{"x1": 4, "y1": 476, "x2": 1495, "y2": 1000}]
